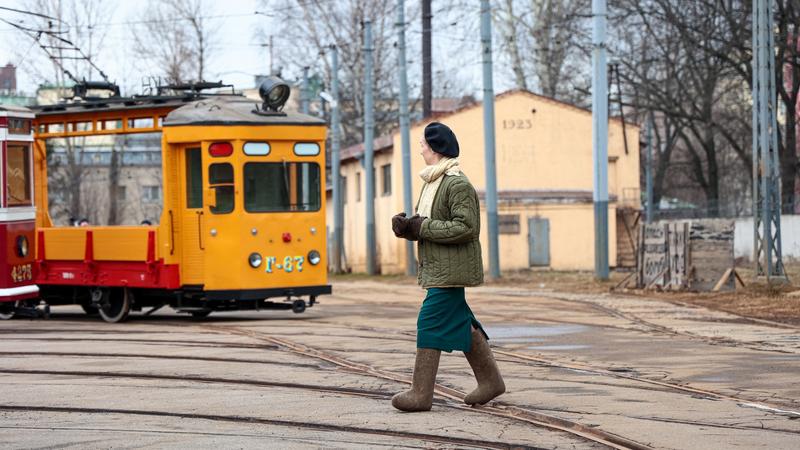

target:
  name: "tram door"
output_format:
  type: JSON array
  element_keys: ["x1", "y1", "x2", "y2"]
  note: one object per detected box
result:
[
  {"x1": 202, "y1": 155, "x2": 236, "y2": 289},
  {"x1": 179, "y1": 146, "x2": 205, "y2": 285}
]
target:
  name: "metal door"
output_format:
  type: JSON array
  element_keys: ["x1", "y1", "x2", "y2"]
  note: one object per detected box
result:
[{"x1": 528, "y1": 217, "x2": 550, "y2": 267}]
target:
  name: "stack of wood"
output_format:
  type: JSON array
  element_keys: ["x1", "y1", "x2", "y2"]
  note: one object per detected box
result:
[{"x1": 619, "y1": 219, "x2": 742, "y2": 291}]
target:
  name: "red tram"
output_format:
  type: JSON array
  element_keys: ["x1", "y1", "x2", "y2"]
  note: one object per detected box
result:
[{"x1": 0, "y1": 105, "x2": 38, "y2": 319}]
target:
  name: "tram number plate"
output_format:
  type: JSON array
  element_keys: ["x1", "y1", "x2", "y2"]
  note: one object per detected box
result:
[
  {"x1": 11, "y1": 264, "x2": 32, "y2": 283},
  {"x1": 265, "y1": 256, "x2": 305, "y2": 273}
]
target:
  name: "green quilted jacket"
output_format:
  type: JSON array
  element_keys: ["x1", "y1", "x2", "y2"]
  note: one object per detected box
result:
[{"x1": 416, "y1": 174, "x2": 484, "y2": 288}]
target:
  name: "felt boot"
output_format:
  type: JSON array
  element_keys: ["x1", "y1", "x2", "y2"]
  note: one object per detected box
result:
[
  {"x1": 464, "y1": 327, "x2": 505, "y2": 405},
  {"x1": 391, "y1": 348, "x2": 441, "y2": 412}
]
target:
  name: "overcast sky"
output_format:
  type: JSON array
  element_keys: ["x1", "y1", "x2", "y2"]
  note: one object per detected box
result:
[
  {"x1": 2, "y1": 0, "x2": 283, "y2": 95},
  {"x1": 0, "y1": 0, "x2": 508, "y2": 99}
]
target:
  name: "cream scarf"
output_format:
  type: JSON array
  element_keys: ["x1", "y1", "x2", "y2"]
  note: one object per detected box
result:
[{"x1": 417, "y1": 157, "x2": 461, "y2": 217}]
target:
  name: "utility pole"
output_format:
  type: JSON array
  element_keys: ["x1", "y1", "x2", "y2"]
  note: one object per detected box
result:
[
  {"x1": 480, "y1": 0, "x2": 500, "y2": 279},
  {"x1": 396, "y1": 0, "x2": 417, "y2": 275},
  {"x1": 301, "y1": 66, "x2": 310, "y2": 114},
  {"x1": 363, "y1": 20, "x2": 377, "y2": 275},
  {"x1": 421, "y1": 0, "x2": 432, "y2": 118},
  {"x1": 301, "y1": 66, "x2": 311, "y2": 208},
  {"x1": 330, "y1": 45, "x2": 343, "y2": 274},
  {"x1": 752, "y1": 0, "x2": 786, "y2": 281},
  {"x1": 591, "y1": 0, "x2": 609, "y2": 280},
  {"x1": 645, "y1": 114, "x2": 654, "y2": 223}
]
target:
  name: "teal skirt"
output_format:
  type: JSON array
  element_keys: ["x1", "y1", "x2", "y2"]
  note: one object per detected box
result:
[{"x1": 416, "y1": 287, "x2": 488, "y2": 352}]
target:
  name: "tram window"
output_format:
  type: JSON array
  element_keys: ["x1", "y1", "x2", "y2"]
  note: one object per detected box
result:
[
  {"x1": 70, "y1": 121, "x2": 92, "y2": 132},
  {"x1": 244, "y1": 142, "x2": 270, "y2": 156},
  {"x1": 9, "y1": 118, "x2": 30, "y2": 134},
  {"x1": 294, "y1": 142, "x2": 320, "y2": 156},
  {"x1": 128, "y1": 117, "x2": 154, "y2": 129},
  {"x1": 101, "y1": 119, "x2": 122, "y2": 130},
  {"x1": 6, "y1": 145, "x2": 32, "y2": 206},
  {"x1": 244, "y1": 162, "x2": 320, "y2": 213},
  {"x1": 45, "y1": 132, "x2": 163, "y2": 226},
  {"x1": 185, "y1": 148, "x2": 203, "y2": 209},
  {"x1": 209, "y1": 163, "x2": 234, "y2": 214}
]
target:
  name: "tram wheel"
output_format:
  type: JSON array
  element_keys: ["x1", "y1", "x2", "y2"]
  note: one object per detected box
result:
[
  {"x1": 98, "y1": 288, "x2": 132, "y2": 323},
  {"x1": 190, "y1": 310, "x2": 212, "y2": 318},
  {"x1": 0, "y1": 301, "x2": 18, "y2": 320}
]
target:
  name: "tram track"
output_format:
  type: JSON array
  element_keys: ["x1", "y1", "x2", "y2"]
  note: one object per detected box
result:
[
  {"x1": 0, "y1": 351, "x2": 325, "y2": 370},
  {"x1": 483, "y1": 290, "x2": 800, "y2": 354},
  {"x1": 2, "y1": 352, "x2": 797, "y2": 439},
  {"x1": 260, "y1": 320, "x2": 800, "y2": 413},
  {"x1": 493, "y1": 349, "x2": 800, "y2": 414},
  {"x1": 0, "y1": 368, "x2": 390, "y2": 400},
  {"x1": 0, "y1": 405, "x2": 541, "y2": 450},
  {"x1": 7, "y1": 319, "x2": 797, "y2": 412},
  {"x1": 0, "y1": 336, "x2": 279, "y2": 350},
  {"x1": 2, "y1": 324, "x2": 797, "y2": 447},
  {"x1": 209, "y1": 325, "x2": 654, "y2": 450}
]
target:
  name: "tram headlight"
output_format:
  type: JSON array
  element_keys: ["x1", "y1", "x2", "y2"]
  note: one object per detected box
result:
[
  {"x1": 248, "y1": 252, "x2": 263, "y2": 268},
  {"x1": 15, "y1": 236, "x2": 28, "y2": 258},
  {"x1": 307, "y1": 250, "x2": 321, "y2": 266},
  {"x1": 258, "y1": 76, "x2": 291, "y2": 112}
]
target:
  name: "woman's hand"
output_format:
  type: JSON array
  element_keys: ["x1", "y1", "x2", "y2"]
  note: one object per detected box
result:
[
  {"x1": 392, "y1": 212, "x2": 409, "y2": 237},
  {"x1": 405, "y1": 215, "x2": 427, "y2": 241},
  {"x1": 392, "y1": 212, "x2": 427, "y2": 241}
]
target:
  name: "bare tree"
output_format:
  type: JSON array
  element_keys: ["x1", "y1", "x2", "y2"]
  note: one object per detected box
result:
[
  {"x1": 493, "y1": 0, "x2": 591, "y2": 103},
  {"x1": 610, "y1": 0, "x2": 758, "y2": 217},
  {"x1": 10, "y1": 0, "x2": 114, "y2": 223},
  {"x1": 132, "y1": 0, "x2": 218, "y2": 83},
  {"x1": 258, "y1": 1, "x2": 411, "y2": 146}
]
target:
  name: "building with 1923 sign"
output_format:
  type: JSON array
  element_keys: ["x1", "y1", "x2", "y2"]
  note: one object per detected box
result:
[{"x1": 328, "y1": 90, "x2": 641, "y2": 274}]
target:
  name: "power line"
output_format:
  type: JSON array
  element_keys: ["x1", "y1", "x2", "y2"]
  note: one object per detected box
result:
[{"x1": 1, "y1": 17, "x2": 111, "y2": 84}]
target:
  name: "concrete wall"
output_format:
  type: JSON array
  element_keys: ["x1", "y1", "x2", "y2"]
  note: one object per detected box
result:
[{"x1": 734, "y1": 215, "x2": 800, "y2": 261}]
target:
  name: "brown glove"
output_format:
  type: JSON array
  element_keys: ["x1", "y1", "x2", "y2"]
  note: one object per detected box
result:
[
  {"x1": 405, "y1": 215, "x2": 426, "y2": 241},
  {"x1": 392, "y1": 212, "x2": 408, "y2": 237}
]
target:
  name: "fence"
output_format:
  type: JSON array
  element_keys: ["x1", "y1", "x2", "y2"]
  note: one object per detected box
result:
[{"x1": 734, "y1": 215, "x2": 800, "y2": 262}]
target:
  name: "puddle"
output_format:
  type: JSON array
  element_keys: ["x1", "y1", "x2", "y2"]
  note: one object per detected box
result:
[
  {"x1": 485, "y1": 324, "x2": 588, "y2": 344},
  {"x1": 528, "y1": 344, "x2": 588, "y2": 351}
]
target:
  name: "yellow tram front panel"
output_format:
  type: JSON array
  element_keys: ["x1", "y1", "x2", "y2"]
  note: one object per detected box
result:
[{"x1": 161, "y1": 121, "x2": 328, "y2": 295}]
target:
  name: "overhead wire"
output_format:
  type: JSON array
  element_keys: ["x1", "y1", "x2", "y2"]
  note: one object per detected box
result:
[{"x1": 0, "y1": 17, "x2": 110, "y2": 84}]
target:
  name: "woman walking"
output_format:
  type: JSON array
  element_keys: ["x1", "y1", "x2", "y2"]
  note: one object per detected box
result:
[{"x1": 391, "y1": 122, "x2": 505, "y2": 412}]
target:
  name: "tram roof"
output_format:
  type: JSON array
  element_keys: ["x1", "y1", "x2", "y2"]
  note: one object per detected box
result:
[
  {"x1": 0, "y1": 104, "x2": 33, "y2": 113},
  {"x1": 163, "y1": 97, "x2": 326, "y2": 127},
  {"x1": 31, "y1": 95, "x2": 215, "y2": 115}
]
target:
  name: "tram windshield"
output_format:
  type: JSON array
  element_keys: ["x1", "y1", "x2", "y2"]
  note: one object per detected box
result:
[
  {"x1": 44, "y1": 132, "x2": 162, "y2": 226},
  {"x1": 244, "y1": 162, "x2": 320, "y2": 212},
  {"x1": 6, "y1": 144, "x2": 32, "y2": 207}
]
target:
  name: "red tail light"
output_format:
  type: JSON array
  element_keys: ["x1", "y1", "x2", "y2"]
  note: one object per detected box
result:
[
  {"x1": 282, "y1": 232, "x2": 292, "y2": 243},
  {"x1": 209, "y1": 142, "x2": 233, "y2": 157}
]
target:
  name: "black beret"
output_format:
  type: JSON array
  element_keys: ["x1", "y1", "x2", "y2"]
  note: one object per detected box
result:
[{"x1": 424, "y1": 122, "x2": 459, "y2": 158}]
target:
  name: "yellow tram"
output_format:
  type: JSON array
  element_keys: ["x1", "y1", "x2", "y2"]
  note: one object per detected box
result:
[{"x1": 32, "y1": 78, "x2": 330, "y2": 322}]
